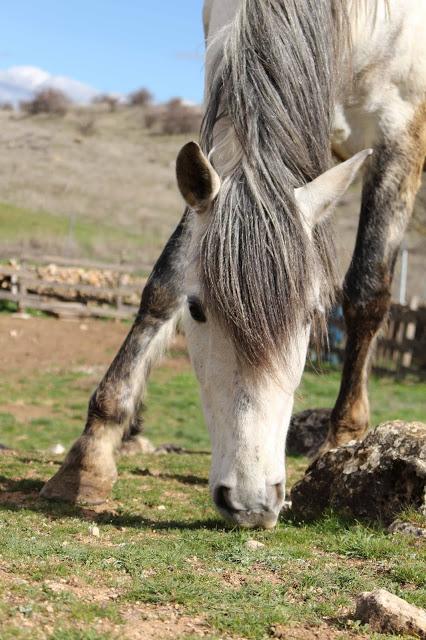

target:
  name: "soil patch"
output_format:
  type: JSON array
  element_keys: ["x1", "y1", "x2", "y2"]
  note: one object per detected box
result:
[{"x1": 0, "y1": 315, "x2": 190, "y2": 377}]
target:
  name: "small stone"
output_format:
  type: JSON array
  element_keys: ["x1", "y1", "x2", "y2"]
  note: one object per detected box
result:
[
  {"x1": 9, "y1": 329, "x2": 18, "y2": 338},
  {"x1": 18, "y1": 604, "x2": 32, "y2": 616},
  {"x1": 245, "y1": 539, "x2": 265, "y2": 550},
  {"x1": 49, "y1": 443, "x2": 66, "y2": 455},
  {"x1": 355, "y1": 588, "x2": 426, "y2": 638},
  {"x1": 79, "y1": 323, "x2": 89, "y2": 331},
  {"x1": 89, "y1": 525, "x2": 100, "y2": 537},
  {"x1": 157, "y1": 505, "x2": 166, "y2": 511}
]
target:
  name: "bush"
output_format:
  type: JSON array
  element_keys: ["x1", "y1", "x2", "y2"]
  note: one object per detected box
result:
[
  {"x1": 20, "y1": 88, "x2": 71, "y2": 116},
  {"x1": 0, "y1": 102, "x2": 13, "y2": 111},
  {"x1": 129, "y1": 88, "x2": 153, "y2": 107},
  {"x1": 92, "y1": 94, "x2": 119, "y2": 112},
  {"x1": 145, "y1": 98, "x2": 202, "y2": 135},
  {"x1": 161, "y1": 98, "x2": 203, "y2": 135},
  {"x1": 77, "y1": 115, "x2": 97, "y2": 136}
]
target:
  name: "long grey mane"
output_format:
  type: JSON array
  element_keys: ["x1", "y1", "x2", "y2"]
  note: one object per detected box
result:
[{"x1": 200, "y1": 0, "x2": 349, "y2": 373}]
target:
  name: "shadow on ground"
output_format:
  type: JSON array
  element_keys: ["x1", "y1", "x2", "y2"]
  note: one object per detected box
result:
[{"x1": 0, "y1": 473, "x2": 228, "y2": 532}]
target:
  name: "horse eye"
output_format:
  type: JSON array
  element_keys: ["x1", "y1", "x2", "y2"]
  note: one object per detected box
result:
[{"x1": 188, "y1": 297, "x2": 206, "y2": 323}]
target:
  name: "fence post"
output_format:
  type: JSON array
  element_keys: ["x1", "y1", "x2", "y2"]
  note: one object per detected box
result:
[{"x1": 399, "y1": 296, "x2": 419, "y2": 376}]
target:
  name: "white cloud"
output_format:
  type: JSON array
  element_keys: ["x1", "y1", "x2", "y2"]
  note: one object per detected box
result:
[{"x1": 0, "y1": 66, "x2": 99, "y2": 105}]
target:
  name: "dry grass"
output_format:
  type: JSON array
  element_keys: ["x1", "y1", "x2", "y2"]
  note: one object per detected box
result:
[
  {"x1": 0, "y1": 107, "x2": 186, "y2": 263},
  {"x1": 0, "y1": 107, "x2": 424, "y2": 296}
]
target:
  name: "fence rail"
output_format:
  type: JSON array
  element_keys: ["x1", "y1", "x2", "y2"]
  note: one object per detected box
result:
[
  {"x1": 327, "y1": 297, "x2": 426, "y2": 380},
  {"x1": 0, "y1": 259, "x2": 144, "y2": 320},
  {"x1": 1, "y1": 257, "x2": 425, "y2": 379}
]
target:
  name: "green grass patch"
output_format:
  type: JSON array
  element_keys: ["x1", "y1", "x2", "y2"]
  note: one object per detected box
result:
[
  {"x1": 0, "y1": 201, "x2": 158, "y2": 257},
  {"x1": 0, "y1": 341, "x2": 424, "y2": 638}
]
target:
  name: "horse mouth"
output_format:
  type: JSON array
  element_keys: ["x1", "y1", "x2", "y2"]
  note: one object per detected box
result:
[{"x1": 213, "y1": 485, "x2": 280, "y2": 529}]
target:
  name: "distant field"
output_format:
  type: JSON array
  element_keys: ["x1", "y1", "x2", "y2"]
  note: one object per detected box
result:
[
  {"x1": 0, "y1": 315, "x2": 425, "y2": 640},
  {"x1": 0, "y1": 107, "x2": 186, "y2": 263},
  {"x1": 0, "y1": 107, "x2": 424, "y2": 298}
]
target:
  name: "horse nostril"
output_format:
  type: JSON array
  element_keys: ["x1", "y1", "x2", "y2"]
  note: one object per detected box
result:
[{"x1": 214, "y1": 485, "x2": 235, "y2": 513}]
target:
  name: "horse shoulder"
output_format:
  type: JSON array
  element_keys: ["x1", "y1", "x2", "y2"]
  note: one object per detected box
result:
[{"x1": 333, "y1": 0, "x2": 426, "y2": 157}]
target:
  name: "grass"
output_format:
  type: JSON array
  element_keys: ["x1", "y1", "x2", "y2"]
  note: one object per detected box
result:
[
  {"x1": 1, "y1": 359, "x2": 424, "y2": 453},
  {"x1": 0, "y1": 341, "x2": 425, "y2": 639},
  {"x1": 0, "y1": 108, "x2": 186, "y2": 264},
  {"x1": 0, "y1": 201, "x2": 158, "y2": 259}
]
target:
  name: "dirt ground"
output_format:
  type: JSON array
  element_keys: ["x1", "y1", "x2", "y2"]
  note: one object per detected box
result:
[{"x1": 0, "y1": 315, "x2": 128, "y2": 375}]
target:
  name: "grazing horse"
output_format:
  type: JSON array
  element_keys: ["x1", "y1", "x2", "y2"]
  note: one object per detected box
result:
[{"x1": 42, "y1": 0, "x2": 426, "y2": 528}]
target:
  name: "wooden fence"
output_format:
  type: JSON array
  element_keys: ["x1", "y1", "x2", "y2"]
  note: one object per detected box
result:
[
  {"x1": 1, "y1": 257, "x2": 425, "y2": 379},
  {"x1": 326, "y1": 297, "x2": 426, "y2": 380},
  {"x1": 0, "y1": 259, "x2": 145, "y2": 320}
]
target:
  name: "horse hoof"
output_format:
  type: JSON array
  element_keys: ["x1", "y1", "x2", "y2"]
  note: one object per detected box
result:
[
  {"x1": 40, "y1": 468, "x2": 115, "y2": 505},
  {"x1": 120, "y1": 435, "x2": 155, "y2": 456}
]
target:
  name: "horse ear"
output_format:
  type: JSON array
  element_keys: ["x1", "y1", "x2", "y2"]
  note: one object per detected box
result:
[
  {"x1": 176, "y1": 141, "x2": 221, "y2": 213},
  {"x1": 294, "y1": 149, "x2": 373, "y2": 227}
]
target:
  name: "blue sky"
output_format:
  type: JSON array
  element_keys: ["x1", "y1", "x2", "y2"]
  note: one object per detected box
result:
[{"x1": 0, "y1": 0, "x2": 205, "y2": 103}]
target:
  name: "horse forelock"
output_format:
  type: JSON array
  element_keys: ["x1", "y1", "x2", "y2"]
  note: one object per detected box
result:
[{"x1": 198, "y1": 0, "x2": 348, "y2": 374}]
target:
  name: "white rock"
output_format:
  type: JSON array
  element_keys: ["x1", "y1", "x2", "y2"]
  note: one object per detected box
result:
[
  {"x1": 157, "y1": 505, "x2": 166, "y2": 511},
  {"x1": 89, "y1": 525, "x2": 100, "y2": 538},
  {"x1": 245, "y1": 539, "x2": 265, "y2": 550},
  {"x1": 49, "y1": 443, "x2": 66, "y2": 455},
  {"x1": 355, "y1": 588, "x2": 426, "y2": 637}
]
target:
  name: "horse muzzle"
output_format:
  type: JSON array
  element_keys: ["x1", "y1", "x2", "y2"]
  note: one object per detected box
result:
[{"x1": 213, "y1": 482, "x2": 284, "y2": 529}]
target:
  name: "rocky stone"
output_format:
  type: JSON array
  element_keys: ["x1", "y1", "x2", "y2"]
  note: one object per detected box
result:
[
  {"x1": 355, "y1": 589, "x2": 426, "y2": 638},
  {"x1": 89, "y1": 525, "x2": 100, "y2": 538},
  {"x1": 388, "y1": 520, "x2": 426, "y2": 538},
  {"x1": 291, "y1": 421, "x2": 426, "y2": 524},
  {"x1": 286, "y1": 409, "x2": 331, "y2": 457}
]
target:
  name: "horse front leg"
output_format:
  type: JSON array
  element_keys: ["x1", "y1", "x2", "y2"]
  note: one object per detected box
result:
[
  {"x1": 41, "y1": 216, "x2": 188, "y2": 504},
  {"x1": 325, "y1": 105, "x2": 426, "y2": 450}
]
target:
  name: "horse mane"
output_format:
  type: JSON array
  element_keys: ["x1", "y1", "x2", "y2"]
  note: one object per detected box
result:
[{"x1": 199, "y1": 0, "x2": 349, "y2": 374}]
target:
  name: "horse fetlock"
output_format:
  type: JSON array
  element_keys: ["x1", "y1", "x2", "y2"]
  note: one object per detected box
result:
[
  {"x1": 328, "y1": 405, "x2": 370, "y2": 450},
  {"x1": 41, "y1": 432, "x2": 119, "y2": 505}
]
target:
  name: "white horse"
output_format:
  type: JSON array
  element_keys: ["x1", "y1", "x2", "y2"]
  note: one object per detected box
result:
[{"x1": 42, "y1": 0, "x2": 426, "y2": 529}]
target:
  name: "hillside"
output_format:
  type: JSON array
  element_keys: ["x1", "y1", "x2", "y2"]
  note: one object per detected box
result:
[{"x1": 0, "y1": 106, "x2": 424, "y2": 299}]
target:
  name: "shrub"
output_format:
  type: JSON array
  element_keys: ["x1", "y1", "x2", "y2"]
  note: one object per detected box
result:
[
  {"x1": 92, "y1": 94, "x2": 119, "y2": 112},
  {"x1": 129, "y1": 88, "x2": 153, "y2": 107},
  {"x1": 77, "y1": 115, "x2": 97, "y2": 136},
  {"x1": 20, "y1": 88, "x2": 71, "y2": 116},
  {"x1": 160, "y1": 98, "x2": 203, "y2": 135}
]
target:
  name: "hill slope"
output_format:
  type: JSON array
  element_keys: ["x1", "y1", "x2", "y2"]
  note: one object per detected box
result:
[{"x1": 0, "y1": 107, "x2": 424, "y2": 299}]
